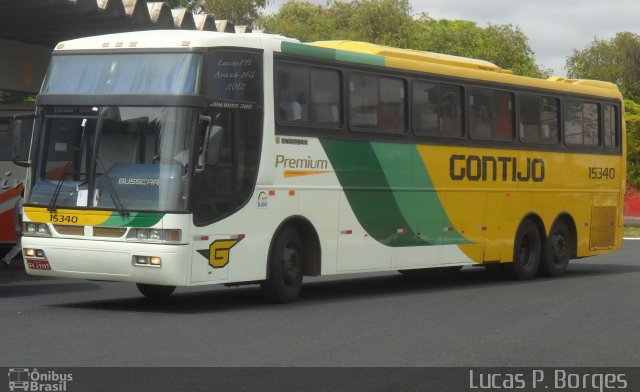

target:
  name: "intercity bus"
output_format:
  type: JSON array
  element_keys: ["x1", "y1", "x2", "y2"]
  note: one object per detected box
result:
[
  {"x1": 20, "y1": 30, "x2": 625, "y2": 302},
  {"x1": 1, "y1": 103, "x2": 32, "y2": 250}
]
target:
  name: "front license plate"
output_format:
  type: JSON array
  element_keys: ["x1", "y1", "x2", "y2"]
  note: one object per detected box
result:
[{"x1": 27, "y1": 259, "x2": 51, "y2": 270}]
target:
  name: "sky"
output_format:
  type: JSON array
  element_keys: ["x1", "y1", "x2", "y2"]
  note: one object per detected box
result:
[{"x1": 263, "y1": 0, "x2": 640, "y2": 76}]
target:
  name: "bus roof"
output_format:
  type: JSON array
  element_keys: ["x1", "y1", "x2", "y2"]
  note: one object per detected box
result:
[
  {"x1": 52, "y1": 29, "x2": 298, "y2": 52},
  {"x1": 51, "y1": 30, "x2": 621, "y2": 100},
  {"x1": 304, "y1": 40, "x2": 621, "y2": 100}
]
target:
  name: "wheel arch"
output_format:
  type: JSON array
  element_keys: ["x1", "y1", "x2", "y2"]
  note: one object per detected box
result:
[
  {"x1": 518, "y1": 212, "x2": 547, "y2": 244},
  {"x1": 269, "y1": 215, "x2": 321, "y2": 277}
]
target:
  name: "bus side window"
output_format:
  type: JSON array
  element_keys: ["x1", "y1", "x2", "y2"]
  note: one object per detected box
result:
[
  {"x1": 311, "y1": 68, "x2": 341, "y2": 126},
  {"x1": 276, "y1": 65, "x2": 309, "y2": 123},
  {"x1": 565, "y1": 100, "x2": 600, "y2": 146},
  {"x1": 604, "y1": 104, "x2": 618, "y2": 148},
  {"x1": 470, "y1": 88, "x2": 513, "y2": 141},
  {"x1": 413, "y1": 81, "x2": 463, "y2": 137},
  {"x1": 379, "y1": 77, "x2": 405, "y2": 132},
  {"x1": 349, "y1": 74, "x2": 379, "y2": 129},
  {"x1": 470, "y1": 89, "x2": 493, "y2": 139},
  {"x1": 0, "y1": 118, "x2": 10, "y2": 160},
  {"x1": 492, "y1": 91, "x2": 514, "y2": 140}
]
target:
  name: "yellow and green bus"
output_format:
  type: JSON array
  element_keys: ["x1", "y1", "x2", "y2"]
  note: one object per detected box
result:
[{"x1": 20, "y1": 31, "x2": 624, "y2": 302}]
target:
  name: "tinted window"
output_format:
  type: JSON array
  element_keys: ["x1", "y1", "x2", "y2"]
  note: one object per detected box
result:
[
  {"x1": 413, "y1": 81, "x2": 463, "y2": 137},
  {"x1": 43, "y1": 53, "x2": 201, "y2": 95},
  {"x1": 350, "y1": 73, "x2": 405, "y2": 132},
  {"x1": 349, "y1": 74, "x2": 379, "y2": 129},
  {"x1": 565, "y1": 100, "x2": 599, "y2": 146},
  {"x1": 519, "y1": 94, "x2": 559, "y2": 144},
  {"x1": 276, "y1": 64, "x2": 309, "y2": 123},
  {"x1": 604, "y1": 104, "x2": 618, "y2": 148},
  {"x1": 275, "y1": 63, "x2": 342, "y2": 127},
  {"x1": 311, "y1": 69, "x2": 341, "y2": 126},
  {"x1": 470, "y1": 88, "x2": 514, "y2": 140},
  {"x1": 205, "y1": 51, "x2": 262, "y2": 102},
  {"x1": 0, "y1": 119, "x2": 10, "y2": 160}
]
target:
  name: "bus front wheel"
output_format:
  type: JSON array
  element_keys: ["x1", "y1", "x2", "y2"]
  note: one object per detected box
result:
[
  {"x1": 504, "y1": 220, "x2": 541, "y2": 280},
  {"x1": 261, "y1": 226, "x2": 303, "y2": 303},
  {"x1": 136, "y1": 283, "x2": 176, "y2": 300}
]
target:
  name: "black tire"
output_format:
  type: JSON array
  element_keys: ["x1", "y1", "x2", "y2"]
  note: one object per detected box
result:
[
  {"x1": 540, "y1": 220, "x2": 572, "y2": 277},
  {"x1": 136, "y1": 283, "x2": 175, "y2": 300},
  {"x1": 504, "y1": 220, "x2": 542, "y2": 280},
  {"x1": 261, "y1": 226, "x2": 304, "y2": 303}
]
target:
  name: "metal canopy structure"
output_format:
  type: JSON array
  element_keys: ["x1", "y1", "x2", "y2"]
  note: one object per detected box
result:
[
  {"x1": 0, "y1": 0, "x2": 220, "y2": 47},
  {"x1": 0, "y1": 0, "x2": 240, "y2": 94}
]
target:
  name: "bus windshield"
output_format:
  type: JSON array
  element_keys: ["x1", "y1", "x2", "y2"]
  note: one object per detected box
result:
[
  {"x1": 41, "y1": 53, "x2": 201, "y2": 95},
  {"x1": 28, "y1": 106, "x2": 195, "y2": 212}
]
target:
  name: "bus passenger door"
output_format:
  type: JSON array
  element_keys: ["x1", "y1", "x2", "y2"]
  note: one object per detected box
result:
[{"x1": 441, "y1": 192, "x2": 487, "y2": 264}]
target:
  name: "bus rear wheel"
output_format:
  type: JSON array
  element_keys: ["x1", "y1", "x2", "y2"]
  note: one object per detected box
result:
[
  {"x1": 261, "y1": 226, "x2": 303, "y2": 303},
  {"x1": 136, "y1": 283, "x2": 175, "y2": 300},
  {"x1": 540, "y1": 220, "x2": 572, "y2": 277},
  {"x1": 504, "y1": 220, "x2": 541, "y2": 280}
]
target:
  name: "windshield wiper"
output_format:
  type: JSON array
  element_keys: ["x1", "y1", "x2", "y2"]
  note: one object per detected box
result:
[
  {"x1": 48, "y1": 116, "x2": 90, "y2": 212},
  {"x1": 96, "y1": 156, "x2": 128, "y2": 216},
  {"x1": 47, "y1": 161, "x2": 74, "y2": 213}
]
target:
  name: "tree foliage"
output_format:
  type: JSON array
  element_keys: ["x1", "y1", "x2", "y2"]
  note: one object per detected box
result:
[
  {"x1": 566, "y1": 32, "x2": 640, "y2": 101},
  {"x1": 156, "y1": 0, "x2": 269, "y2": 24},
  {"x1": 261, "y1": 0, "x2": 547, "y2": 77},
  {"x1": 625, "y1": 100, "x2": 640, "y2": 187},
  {"x1": 203, "y1": 0, "x2": 269, "y2": 25}
]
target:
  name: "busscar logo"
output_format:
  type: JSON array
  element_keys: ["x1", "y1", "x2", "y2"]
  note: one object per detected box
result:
[
  {"x1": 117, "y1": 178, "x2": 160, "y2": 186},
  {"x1": 7, "y1": 368, "x2": 73, "y2": 391}
]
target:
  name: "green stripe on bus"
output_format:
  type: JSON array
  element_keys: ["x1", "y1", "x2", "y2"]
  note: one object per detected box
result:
[
  {"x1": 281, "y1": 41, "x2": 385, "y2": 67},
  {"x1": 368, "y1": 142, "x2": 471, "y2": 246},
  {"x1": 320, "y1": 138, "x2": 430, "y2": 247},
  {"x1": 320, "y1": 139, "x2": 471, "y2": 247},
  {"x1": 102, "y1": 212, "x2": 164, "y2": 227}
]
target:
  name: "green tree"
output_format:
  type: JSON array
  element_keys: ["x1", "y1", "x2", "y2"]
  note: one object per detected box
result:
[
  {"x1": 409, "y1": 15, "x2": 547, "y2": 78},
  {"x1": 625, "y1": 99, "x2": 640, "y2": 187},
  {"x1": 262, "y1": 0, "x2": 547, "y2": 78},
  {"x1": 203, "y1": 0, "x2": 270, "y2": 25},
  {"x1": 566, "y1": 32, "x2": 640, "y2": 101},
  {"x1": 262, "y1": 0, "x2": 414, "y2": 46},
  {"x1": 155, "y1": 0, "x2": 269, "y2": 24},
  {"x1": 161, "y1": 0, "x2": 201, "y2": 12}
]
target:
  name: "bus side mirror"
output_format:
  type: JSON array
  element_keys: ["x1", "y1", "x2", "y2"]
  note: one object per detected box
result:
[{"x1": 11, "y1": 113, "x2": 34, "y2": 168}]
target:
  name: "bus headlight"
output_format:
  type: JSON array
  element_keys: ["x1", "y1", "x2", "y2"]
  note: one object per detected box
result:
[
  {"x1": 126, "y1": 228, "x2": 182, "y2": 243},
  {"x1": 133, "y1": 255, "x2": 162, "y2": 267},
  {"x1": 24, "y1": 248, "x2": 46, "y2": 258},
  {"x1": 23, "y1": 222, "x2": 52, "y2": 237}
]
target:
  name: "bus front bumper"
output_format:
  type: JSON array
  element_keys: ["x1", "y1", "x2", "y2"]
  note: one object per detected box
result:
[{"x1": 21, "y1": 236, "x2": 190, "y2": 286}]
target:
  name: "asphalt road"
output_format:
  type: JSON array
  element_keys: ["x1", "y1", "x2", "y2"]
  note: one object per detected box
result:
[{"x1": 1, "y1": 241, "x2": 639, "y2": 367}]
